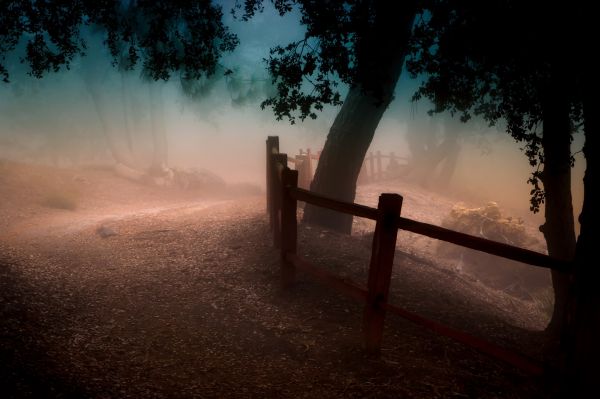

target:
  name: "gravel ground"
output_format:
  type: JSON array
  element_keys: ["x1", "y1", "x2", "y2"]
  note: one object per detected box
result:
[{"x1": 1, "y1": 160, "x2": 557, "y2": 398}]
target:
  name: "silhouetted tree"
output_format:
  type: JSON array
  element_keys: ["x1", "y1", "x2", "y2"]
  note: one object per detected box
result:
[
  {"x1": 406, "y1": 0, "x2": 579, "y2": 338},
  {"x1": 406, "y1": 0, "x2": 597, "y2": 395},
  {"x1": 1, "y1": 1, "x2": 238, "y2": 82},
  {"x1": 241, "y1": 0, "x2": 418, "y2": 233}
]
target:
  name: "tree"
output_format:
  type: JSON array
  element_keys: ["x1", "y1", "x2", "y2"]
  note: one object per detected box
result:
[
  {"x1": 405, "y1": 0, "x2": 598, "y2": 394},
  {"x1": 403, "y1": 112, "x2": 462, "y2": 188},
  {"x1": 1, "y1": 0, "x2": 238, "y2": 176},
  {"x1": 562, "y1": 4, "x2": 599, "y2": 396},
  {"x1": 406, "y1": 0, "x2": 579, "y2": 338},
  {"x1": 78, "y1": 39, "x2": 172, "y2": 179},
  {"x1": 241, "y1": 0, "x2": 418, "y2": 233}
]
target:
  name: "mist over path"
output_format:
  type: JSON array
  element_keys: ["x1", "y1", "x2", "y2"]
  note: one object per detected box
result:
[{"x1": 1, "y1": 161, "x2": 552, "y2": 398}]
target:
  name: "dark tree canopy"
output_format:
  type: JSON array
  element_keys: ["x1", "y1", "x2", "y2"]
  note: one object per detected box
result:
[
  {"x1": 0, "y1": 0, "x2": 238, "y2": 83},
  {"x1": 238, "y1": 0, "x2": 413, "y2": 123},
  {"x1": 407, "y1": 5, "x2": 599, "y2": 393},
  {"x1": 406, "y1": 0, "x2": 585, "y2": 212}
]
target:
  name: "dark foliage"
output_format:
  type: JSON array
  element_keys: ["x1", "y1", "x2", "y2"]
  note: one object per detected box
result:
[
  {"x1": 237, "y1": 0, "x2": 410, "y2": 123},
  {"x1": 406, "y1": 0, "x2": 586, "y2": 212},
  {"x1": 0, "y1": 1, "x2": 238, "y2": 83}
]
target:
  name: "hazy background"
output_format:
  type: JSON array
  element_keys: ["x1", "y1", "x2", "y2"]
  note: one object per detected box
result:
[{"x1": 0, "y1": 3, "x2": 585, "y2": 230}]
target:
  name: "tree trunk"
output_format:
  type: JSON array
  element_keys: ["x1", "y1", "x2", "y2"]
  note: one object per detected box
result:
[
  {"x1": 434, "y1": 134, "x2": 460, "y2": 188},
  {"x1": 121, "y1": 71, "x2": 135, "y2": 154},
  {"x1": 540, "y1": 75, "x2": 577, "y2": 337},
  {"x1": 303, "y1": 2, "x2": 417, "y2": 233},
  {"x1": 303, "y1": 87, "x2": 397, "y2": 232},
  {"x1": 148, "y1": 82, "x2": 168, "y2": 175},
  {"x1": 562, "y1": 55, "x2": 600, "y2": 398},
  {"x1": 85, "y1": 77, "x2": 137, "y2": 169}
]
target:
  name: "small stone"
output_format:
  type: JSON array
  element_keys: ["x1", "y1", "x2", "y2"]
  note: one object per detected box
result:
[{"x1": 96, "y1": 225, "x2": 117, "y2": 238}]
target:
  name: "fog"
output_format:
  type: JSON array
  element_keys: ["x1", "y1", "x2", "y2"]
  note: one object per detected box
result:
[{"x1": 0, "y1": 3, "x2": 584, "y2": 231}]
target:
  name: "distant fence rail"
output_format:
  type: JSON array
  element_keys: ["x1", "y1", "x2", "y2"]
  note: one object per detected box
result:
[
  {"x1": 265, "y1": 136, "x2": 571, "y2": 376},
  {"x1": 279, "y1": 142, "x2": 406, "y2": 190}
]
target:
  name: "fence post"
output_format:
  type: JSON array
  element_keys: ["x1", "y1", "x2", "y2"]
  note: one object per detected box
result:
[
  {"x1": 389, "y1": 152, "x2": 396, "y2": 178},
  {"x1": 363, "y1": 193, "x2": 403, "y2": 354},
  {"x1": 306, "y1": 148, "x2": 313, "y2": 187},
  {"x1": 369, "y1": 152, "x2": 375, "y2": 182},
  {"x1": 294, "y1": 155, "x2": 304, "y2": 189},
  {"x1": 266, "y1": 136, "x2": 279, "y2": 221},
  {"x1": 272, "y1": 153, "x2": 288, "y2": 248},
  {"x1": 281, "y1": 167, "x2": 299, "y2": 287},
  {"x1": 376, "y1": 150, "x2": 382, "y2": 181}
]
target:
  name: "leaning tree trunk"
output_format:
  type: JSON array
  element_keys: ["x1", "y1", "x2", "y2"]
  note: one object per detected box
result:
[
  {"x1": 303, "y1": 86, "x2": 398, "y2": 232},
  {"x1": 541, "y1": 75, "x2": 577, "y2": 337},
  {"x1": 303, "y1": 2, "x2": 417, "y2": 233}
]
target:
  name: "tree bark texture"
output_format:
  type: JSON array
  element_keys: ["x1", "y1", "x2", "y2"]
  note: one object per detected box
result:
[
  {"x1": 303, "y1": 1, "x2": 417, "y2": 233},
  {"x1": 563, "y1": 58, "x2": 600, "y2": 398},
  {"x1": 540, "y1": 74, "x2": 577, "y2": 337}
]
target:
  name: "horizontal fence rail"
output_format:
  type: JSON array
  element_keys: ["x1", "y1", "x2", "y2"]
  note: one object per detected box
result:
[
  {"x1": 381, "y1": 302, "x2": 544, "y2": 375},
  {"x1": 277, "y1": 143, "x2": 408, "y2": 188},
  {"x1": 265, "y1": 136, "x2": 571, "y2": 377},
  {"x1": 396, "y1": 217, "x2": 570, "y2": 272},
  {"x1": 290, "y1": 186, "x2": 570, "y2": 272},
  {"x1": 289, "y1": 187, "x2": 379, "y2": 220},
  {"x1": 287, "y1": 253, "x2": 368, "y2": 303}
]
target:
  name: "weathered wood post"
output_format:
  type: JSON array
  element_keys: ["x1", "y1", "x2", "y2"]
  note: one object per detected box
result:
[
  {"x1": 272, "y1": 153, "x2": 288, "y2": 248},
  {"x1": 363, "y1": 193, "x2": 403, "y2": 354},
  {"x1": 266, "y1": 136, "x2": 279, "y2": 222},
  {"x1": 389, "y1": 152, "x2": 396, "y2": 178},
  {"x1": 306, "y1": 148, "x2": 313, "y2": 187},
  {"x1": 281, "y1": 167, "x2": 299, "y2": 287},
  {"x1": 369, "y1": 152, "x2": 375, "y2": 182},
  {"x1": 376, "y1": 150, "x2": 383, "y2": 181},
  {"x1": 294, "y1": 154, "x2": 305, "y2": 189}
]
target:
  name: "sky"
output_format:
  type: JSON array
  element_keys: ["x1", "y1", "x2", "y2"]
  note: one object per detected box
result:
[{"x1": 0, "y1": 1, "x2": 585, "y2": 227}]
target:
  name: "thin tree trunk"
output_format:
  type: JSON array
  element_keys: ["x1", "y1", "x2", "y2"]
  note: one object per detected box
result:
[
  {"x1": 541, "y1": 75, "x2": 577, "y2": 337},
  {"x1": 85, "y1": 77, "x2": 137, "y2": 169},
  {"x1": 121, "y1": 71, "x2": 134, "y2": 154},
  {"x1": 303, "y1": 2, "x2": 417, "y2": 233},
  {"x1": 435, "y1": 134, "x2": 460, "y2": 188},
  {"x1": 148, "y1": 82, "x2": 168, "y2": 174}
]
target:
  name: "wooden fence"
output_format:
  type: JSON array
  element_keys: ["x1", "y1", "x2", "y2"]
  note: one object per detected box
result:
[
  {"x1": 277, "y1": 141, "x2": 406, "y2": 191},
  {"x1": 266, "y1": 136, "x2": 571, "y2": 376},
  {"x1": 286, "y1": 147, "x2": 320, "y2": 190},
  {"x1": 358, "y1": 150, "x2": 408, "y2": 184}
]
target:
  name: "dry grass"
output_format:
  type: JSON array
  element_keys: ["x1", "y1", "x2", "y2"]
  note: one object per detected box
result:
[{"x1": 41, "y1": 190, "x2": 79, "y2": 210}]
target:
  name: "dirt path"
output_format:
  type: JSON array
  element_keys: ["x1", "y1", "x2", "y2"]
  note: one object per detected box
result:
[{"x1": 1, "y1": 162, "x2": 555, "y2": 398}]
